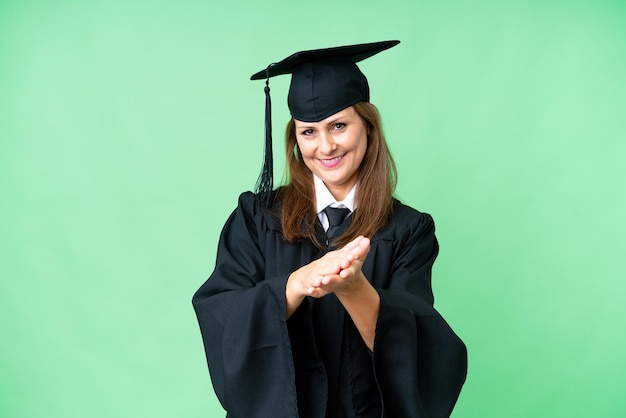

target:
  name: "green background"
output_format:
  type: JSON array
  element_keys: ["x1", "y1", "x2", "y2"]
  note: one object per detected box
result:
[{"x1": 1, "y1": 0, "x2": 625, "y2": 417}]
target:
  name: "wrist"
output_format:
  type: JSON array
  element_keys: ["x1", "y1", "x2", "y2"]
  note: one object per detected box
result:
[
  {"x1": 334, "y1": 271, "x2": 367, "y2": 298},
  {"x1": 286, "y1": 272, "x2": 306, "y2": 309},
  {"x1": 287, "y1": 271, "x2": 304, "y2": 297}
]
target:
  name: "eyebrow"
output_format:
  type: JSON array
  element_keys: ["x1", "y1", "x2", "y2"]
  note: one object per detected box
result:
[{"x1": 326, "y1": 117, "x2": 346, "y2": 125}]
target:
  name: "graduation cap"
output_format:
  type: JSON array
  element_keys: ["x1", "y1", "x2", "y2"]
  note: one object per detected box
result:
[{"x1": 250, "y1": 40, "x2": 400, "y2": 207}]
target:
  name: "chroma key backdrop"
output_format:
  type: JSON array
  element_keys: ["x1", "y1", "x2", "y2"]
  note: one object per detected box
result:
[{"x1": 1, "y1": 0, "x2": 625, "y2": 417}]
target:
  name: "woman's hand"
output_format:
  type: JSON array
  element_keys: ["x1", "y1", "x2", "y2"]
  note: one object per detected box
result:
[
  {"x1": 285, "y1": 236, "x2": 371, "y2": 317},
  {"x1": 316, "y1": 236, "x2": 371, "y2": 296},
  {"x1": 286, "y1": 236, "x2": 378, "y2": 349}
]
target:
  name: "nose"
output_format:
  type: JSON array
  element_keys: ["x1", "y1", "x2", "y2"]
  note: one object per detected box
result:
[{"x1": 318, "y1": 131, "x2": 336, "y2": 155}]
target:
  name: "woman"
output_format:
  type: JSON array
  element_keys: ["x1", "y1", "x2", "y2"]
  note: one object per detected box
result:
[{"x1": 193, "y1": 40, "x2": 467, "y2": 418}]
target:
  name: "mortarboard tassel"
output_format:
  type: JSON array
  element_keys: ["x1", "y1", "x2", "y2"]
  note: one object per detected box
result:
[{"x1": 254, "y1": 65, "x2": 274, "y2": 207}]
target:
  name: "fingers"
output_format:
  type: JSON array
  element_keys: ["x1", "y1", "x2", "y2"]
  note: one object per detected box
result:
[
  {"x1": 339, "y1": 265, "x2": 356, "y2": 279},
  {"x1": 306, "y1": 275, "x2": 339, "y2": 298},
  {"x1": 341, "y1": 235, "x2": 363, "y2": 252},
  {"x1": 316, "y1": 250, "x2": 355, "y2": 276},
  {"x1": 316, "y1": 274, "x2": 343, "y2": 293},
  {"x1": 317, "y1": 237, "x2": 369, "y2": 285},
  {"x1": 341, "y1": 236, "x2": 370, "y2": 260},
  {"x1": 295, "y1": 237, "x2": 371, "y2": 299}
]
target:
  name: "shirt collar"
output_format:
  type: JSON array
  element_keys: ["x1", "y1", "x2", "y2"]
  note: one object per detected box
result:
[{"x1": 314, "y1": 174, "x2": 357, "y2": 214}]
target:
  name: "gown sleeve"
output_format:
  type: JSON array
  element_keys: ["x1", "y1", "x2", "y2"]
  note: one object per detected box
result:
[
  {"x1": 372, "y1": 209, "x2": 467, "y2": 418},
  {"x1": 192, "y1": 193, "x2": 298, "y2": 418}
]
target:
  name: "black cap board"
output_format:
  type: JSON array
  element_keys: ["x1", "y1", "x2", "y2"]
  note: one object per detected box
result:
[{"x1": 250, "y1": 40, "x2": 400, "y2": 207}]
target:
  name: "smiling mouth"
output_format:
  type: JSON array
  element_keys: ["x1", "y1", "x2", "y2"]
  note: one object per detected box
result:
[{"x1": 319, "y1": 154, "x2": 345, "y2": 168}]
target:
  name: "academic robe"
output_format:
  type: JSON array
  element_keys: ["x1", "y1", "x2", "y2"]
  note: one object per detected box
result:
[{"x1": 192, "y1": 192, "x2": 467, "y2": 418}]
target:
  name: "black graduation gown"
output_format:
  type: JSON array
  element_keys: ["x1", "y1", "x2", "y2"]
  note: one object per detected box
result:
[{"x1": 192, "y1": 192, "x2": 467, "y2": 418}]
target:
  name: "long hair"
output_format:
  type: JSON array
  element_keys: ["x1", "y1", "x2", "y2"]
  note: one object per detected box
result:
[{"x1": 275, "y1": 101, "x2": 397, "y2": 248}]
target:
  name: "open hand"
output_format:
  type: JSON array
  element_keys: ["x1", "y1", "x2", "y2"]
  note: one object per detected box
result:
[{"x1": 287, "y1": 236, "x2": 371, "y2": 299}]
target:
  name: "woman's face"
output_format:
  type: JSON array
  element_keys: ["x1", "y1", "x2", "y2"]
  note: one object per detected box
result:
[{"x1": 294, "y1": 106, "x2": 368, "y2": 201}]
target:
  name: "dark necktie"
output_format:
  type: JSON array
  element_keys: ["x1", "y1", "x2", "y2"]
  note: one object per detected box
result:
[{"x1": 324, "y1": 206, "x2": 351, "y2": 245}]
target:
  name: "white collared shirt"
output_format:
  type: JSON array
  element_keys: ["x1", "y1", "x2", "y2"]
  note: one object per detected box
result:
[{"x1": 314, "y1": 174, "x2": 357, "y2": 231}]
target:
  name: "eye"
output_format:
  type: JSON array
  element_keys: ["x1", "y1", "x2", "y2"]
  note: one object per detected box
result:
[
  {"x1": 301, "y1": 129, "x2": 315, "y2": 136},
  {"x1": 332, "y1": 123, "x2": 346, "y2": 131}
]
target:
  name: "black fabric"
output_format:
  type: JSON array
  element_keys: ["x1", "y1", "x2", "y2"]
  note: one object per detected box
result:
[
  {"x1": 250, "y1": 41, "x2": 400, "y2": 81},
  {"x1": 312, "y1": 294, "x2": 347, "y2": 417},
  {"x1": 286, "y1": 59, "x2": 368, "y2": 123},
  {"x1": 324, "y1": 207, "x2": 352, "y2": 245},
  {"x1": 317, "y1": 206, "x2": 355, "y2": 417},
  {"x1": 250, "y1": 40, "x2": 399, "y2": 123},
  {"x1": 192, "y1": 192, "x2": 467, "y2": 418}
]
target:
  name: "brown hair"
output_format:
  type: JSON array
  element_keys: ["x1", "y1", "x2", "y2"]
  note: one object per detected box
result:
[{"x1": 275, "y1": 101, "x2": 397, "y2": 248}]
